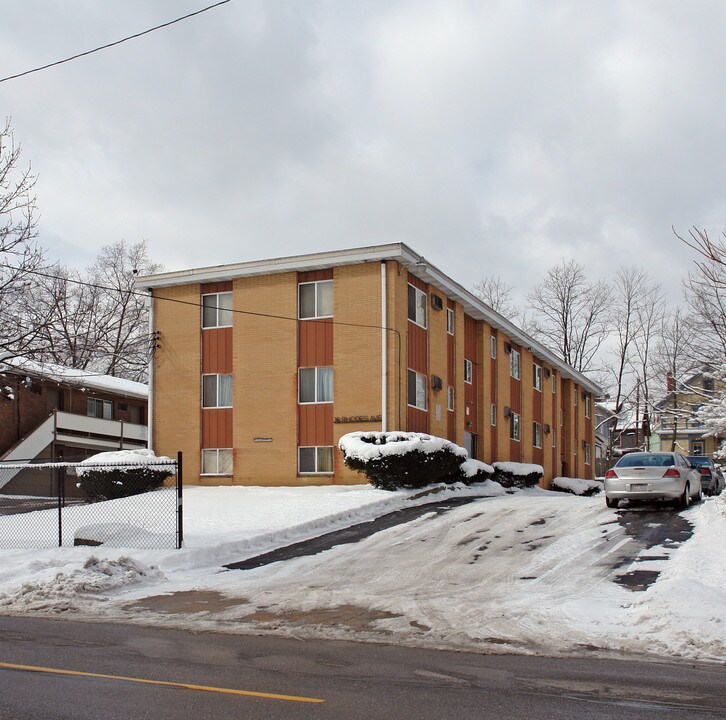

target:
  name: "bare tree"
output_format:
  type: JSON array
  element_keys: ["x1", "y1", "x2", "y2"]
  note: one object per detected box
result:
[
  {"x1": 472, "y1": 274, "x2": 519, "y2": 316},
  {"x1": 0, "y1": 119, "x2": 48, "y2": 361},
  {"x1": 676, "y1": 226, "x2": 726, "y2": 359},
  {"x1": 39, "y1": 240, "x2": 162, "y2": 381},
  {"x1": 526, "y1": 259, "x2": 612, "y2": 373},
  {"x1": 604, "y1": 267, "x2": 650, "y2": 459},
  {"x1": 631, "y1": 283, "x2": 666, "y2": 449},
  {"x1": 654, "y1": 307, "x2": 699, "y2": 451}
]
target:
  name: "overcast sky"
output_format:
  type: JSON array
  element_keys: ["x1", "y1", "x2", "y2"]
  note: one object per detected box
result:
[{"x1": 2, "y1": 0, "x2": 725, "y2": 303}]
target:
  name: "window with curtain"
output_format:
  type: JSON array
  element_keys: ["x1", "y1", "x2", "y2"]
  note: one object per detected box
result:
[
  {"x1": 299, "y1": 367, "x2": 334, "y2": 403},
  {"x1": 202, "y1": 292, "x2": 233, "y2": 328},
  {"x1": 299, "y1": 280, "x2": 333, "y2": 319},
  {"x1": 202, "y1": 374, "x2": 232, "y2": 408},
  {"x1": 299, "y1": 446, "x2": 334, "y2": 473}
]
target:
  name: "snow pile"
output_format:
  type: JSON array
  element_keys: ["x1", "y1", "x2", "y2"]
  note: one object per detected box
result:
[
  {"x1": 74, "y1": 523, "x2": 172, "y2": 549},
  {"x1": 76, "y1": 449, "x2": 174, "y2": 475},
  {"x1": 551, "y1": 476, "x2": 603, "y2": 496},
  {"x1": 0, "y1": 556, "x2": 163, "y2": 613},
  {"x1": 339, "y1": 432, "x2": 467, "y2": 462},
  {"x1": 493, "y1": 462, "x2": 544, "y2": 476}
]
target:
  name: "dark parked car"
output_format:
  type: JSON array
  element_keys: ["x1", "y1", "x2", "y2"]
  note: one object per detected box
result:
[
  {"x1": 604, "y1": 452, "x2": 702, "y2": 509},
  {"x1": 687, "y1": 456, "x2": 725, "y2": 496}
]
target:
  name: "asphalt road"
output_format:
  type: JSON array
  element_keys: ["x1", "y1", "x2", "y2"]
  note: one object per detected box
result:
[{"x1": 0, "y1": 617, "x2": 724, "y2": 720}]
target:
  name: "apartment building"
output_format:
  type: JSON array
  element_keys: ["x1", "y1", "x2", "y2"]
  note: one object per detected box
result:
[{"x1": 138, "y1": 243, "x2": 600, "y2": 486}]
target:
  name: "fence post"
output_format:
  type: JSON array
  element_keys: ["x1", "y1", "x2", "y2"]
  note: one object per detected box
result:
[
  {"x1": 176, "y1": 451, "x2": 183, "y2": 549},
  {"x1": 56, "y1": 466, "x2": 62, "y2": 547}
]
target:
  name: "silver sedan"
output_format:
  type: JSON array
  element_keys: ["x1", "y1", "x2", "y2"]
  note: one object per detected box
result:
[{"x1": 604, "y1": 451, "x2": 702, "y2": 509}]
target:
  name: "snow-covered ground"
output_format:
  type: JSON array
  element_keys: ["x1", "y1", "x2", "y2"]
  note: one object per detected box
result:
[{"x1": 0, "y1": 482, "x2": 724, "y2": 664}]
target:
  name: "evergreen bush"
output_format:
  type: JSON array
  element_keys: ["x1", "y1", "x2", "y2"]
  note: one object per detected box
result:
[{"x1": 77, "y1": 466, "x2": 172, "y2": 502}]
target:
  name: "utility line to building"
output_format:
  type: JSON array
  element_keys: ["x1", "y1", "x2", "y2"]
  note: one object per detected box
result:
[{"x1": 0, "y1": 0, "x2": 232, "y2": 84}]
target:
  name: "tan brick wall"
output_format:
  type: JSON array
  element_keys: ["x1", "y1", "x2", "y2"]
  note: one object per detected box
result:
[
  {"x1": 152, "y1": 285, "x2": 202, "y2": 481},
  {"x1": 231, "y1": 273, "x2": 299, "y2": 486},
  {"x1": 333, "y1": 263, "x2": 383, "y2": 485},
  {"x1": 389, "y1": 264, "x2": 411, "y2": 432},
  {"x1": 453, "y1": 304, "x2": 466, "y2": 447}
]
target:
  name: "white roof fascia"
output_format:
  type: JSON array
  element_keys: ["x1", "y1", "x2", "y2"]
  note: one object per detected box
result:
[
  {"x1": 137, "y1": 241, "x2": 600, "y2": 394},
  {"x1": 136, "y1": 243, "x2": 408, "y2": 289}
]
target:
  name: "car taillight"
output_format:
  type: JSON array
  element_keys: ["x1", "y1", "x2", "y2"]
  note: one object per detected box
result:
[
  {"x1": 663, "y1": 468, "x2": 680, "y2": 478},
  {"x1": 605, "y1": 469, "x2": 617, "y2": 479},
  {"x1": 699, "y1": 467, "x2": 710, "y2": 475}
]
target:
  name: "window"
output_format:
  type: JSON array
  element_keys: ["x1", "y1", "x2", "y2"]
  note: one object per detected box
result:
[
  {"x1": 585, "y1": 395, "x2": 591, "y2": 418},
  {"x1": 87, "y1": 398, "x2": 112, "y2": 420},
  {"x1": 464, "y1": 359, "x2": 473, "y2": 384},
  {"x1": 510, "y1": 349, "x2": 521, "y2": 379},
  {"x1": 407, "y1": 284, "x2": 427, "y2": 328},
  {"x1": 552, "y1": 372, "x2": 556, "y2": 394},
  {"x1": 407, "y1": 370, "x2": 427, "y2": 409},
  {"x1": 299, "y1": 446, "x2": 334, "y2": 474},
  {"x1": 201, "y1": 448, "x2": 233, "y2": 475},
  {"x1": 202, "y1": 292, "x2": 233, "y2": 328},
  {"x1": 533, "y1": 421, "x2": 542, "y2": 448},
  {"x1": 584, "y1": 442, "x2": 591, "y2": 465},
  {"x1": 447, "y1": 308, "x2": 455, "y2": 335},
  {"x1": 510, "y1": 412, "x2": 521, "y2": 441},
  {"x1": 490, "y1": 403, "x2": 496, "y2": 426},
  {"x1": 447, "y1": 385, "x2": 454, "y2": 411},
  {"x1": 490, "y1": 335, "x2": 496, "y2": 359},
  {"x1": 552, "y1": 426, "x2": 556, "y2": 448},
  {"x1": 533, "y1": 363, "x2": 542, "y2": 392},
  {"x1": 574, "y1": 387, "x2": 578, "y2": 405},
  {"x1": 202, "y1": 374, "x2": 233, "y2": 408},
  {"x1": 299, "y1": 280, "x2": 333, "y2": 319},
  {"x1": 692, "y1": 440, "x2": 705, "y2": 455},
  {"x1": 298, "y1": 367, "x2": 334, "y2": 403}
]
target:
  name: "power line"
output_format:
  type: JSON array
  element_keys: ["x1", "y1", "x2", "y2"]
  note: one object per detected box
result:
[{"x1": 0, "y1": 0, "x2": 232, "y2": 84}]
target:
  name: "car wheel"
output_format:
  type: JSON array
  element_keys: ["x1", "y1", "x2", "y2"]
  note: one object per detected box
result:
[
  {"x1": 678, "y1": 483, "x2": 690, "y2": 510},
  {"x1": 606, "y1": 496, "x2": 619, "y2": 509},
  {"x1": 694, "y1": 486, "x2": 702, "y2": 503}
]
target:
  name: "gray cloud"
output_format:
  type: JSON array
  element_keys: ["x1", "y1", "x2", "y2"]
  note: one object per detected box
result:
[{"x1": 2, "y1": 0, "x2": 725, "y2": 303}]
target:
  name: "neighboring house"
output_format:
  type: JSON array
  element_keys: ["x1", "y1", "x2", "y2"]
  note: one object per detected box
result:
[
  {"x1": 656, "y1": 368, "x2": 724, "y2": 457},
  {"x1": 137, "y1": 243, "x2": 601, "y2": 486},
  {"x1": 0, "y1": 357, "x2": 148, "y2": 494}
]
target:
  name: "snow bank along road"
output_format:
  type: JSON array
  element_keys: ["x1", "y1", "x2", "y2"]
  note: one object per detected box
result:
[{"x1": 1, "y1": 486, "x2": 725, "y2": 663}]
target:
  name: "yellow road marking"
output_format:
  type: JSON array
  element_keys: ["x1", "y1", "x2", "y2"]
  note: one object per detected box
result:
[{"x1": 0, "y1": 661, "x2": 324, "y2": 704}]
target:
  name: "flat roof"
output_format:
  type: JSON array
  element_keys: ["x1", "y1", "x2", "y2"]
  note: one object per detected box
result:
[{"x1": 137, "y1": 242, "x2": 602, "y2": 394}]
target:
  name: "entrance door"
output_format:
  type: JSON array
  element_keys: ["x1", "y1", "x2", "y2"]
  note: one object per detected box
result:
[{"x1": 464, "y1": 432, "x2": 477, "y2": 459}]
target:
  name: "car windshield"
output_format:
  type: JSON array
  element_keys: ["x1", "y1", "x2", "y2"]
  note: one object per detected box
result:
[
  {"x1": 616, "y1": 453, "x2": 675, "y2": 468},
  {"x1": 688, "y1": 457, "x2": 711, "y2": 467}
]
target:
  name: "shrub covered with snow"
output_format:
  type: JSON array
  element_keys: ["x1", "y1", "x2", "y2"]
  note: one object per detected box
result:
[
  {"x1": 339, "y1": 432, "x2": 468, "y2": 490},
  {"x1": 550, "y1": 477, "x2": 603, "y2": 496},
  {"x1": 455, "y1": 458, "x2": 495, "y2": 485},
  {"x1": 491, "y1": 461, "x2": 544, "y2": 488},
  {"x1": 76, "y1": 449, "x2": 174, "y2": 502}
]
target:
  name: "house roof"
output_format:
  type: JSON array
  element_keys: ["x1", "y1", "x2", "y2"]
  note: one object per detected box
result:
[
  {"x1": 137, "y1": 242, "x2": 602, "y2": 395},
  {"x1": 0, "y1": 357, "x2": 148, "y2": 400}
]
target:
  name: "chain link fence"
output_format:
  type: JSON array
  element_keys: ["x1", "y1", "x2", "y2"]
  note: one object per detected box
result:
[{"x1": 0, "y1": 455, "x2": 182, "y2": 549}]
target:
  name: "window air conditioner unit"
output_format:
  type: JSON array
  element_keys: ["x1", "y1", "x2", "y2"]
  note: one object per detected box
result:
[
  {"x1": 544, "y1": 368, "x2": 551, "y2": 378},
  {"x1": 431, "y1": 294, "x2": 444, "y2": 311},
  {"x1": 582, "y1": 440, "x2": 588, "y2": 449},
  {"x1": 544, "y1": 424, "x2": 551, "y2": 434},
  {"x1": 431, "y1": 375, "x2": 443, "y2": 390},
  {"x1": 504, "y1": 342, "x2": 512, "y2": 354},
  {"x1": 582, "y1": 391, "x2": 588, "y2": 401},
  {"x1": 503, "y1": 406, "x2": 512, "y2": 418}
]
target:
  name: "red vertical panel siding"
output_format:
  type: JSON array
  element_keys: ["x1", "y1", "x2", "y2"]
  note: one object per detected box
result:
[
  {"x1": 299, "y1": 319, "x2": 333, "y2": 367},
  {"x1": 202, "y1": 328, "x2": 233, "y2": 373},
  {"x1": 201, "y1": 281, "x2": 233, "y2": 294},
  {"x1": 408, "y1": 273, "x2": 428, "y2": 292},
  {"x1": 447, "y1": 299, "x2": 455, "y2": 441},
  {"x1": 407, "y1": 407, "x2": 428, "y2": 433},
  {"x1": 201, "y1": 408, "x2": 233, "y2": 448},
  {"x1": 464, "y1": 315, "x2": 478, "y2": 439},
  {"x1": 297, "y1": 270, "x2": 334, "y2": 455},
  {"x1": 298, "y1": 404, "x2": 334, "y2": 446},
  {"x1": 298, "y1": 269, "x2": 334, "y2": 282},
  {"x1": 408, "y1": 324, "x2": 428, "y2": 374},
  {"x1": 533, "y1": 363, "x2": 543, "y2": 465}
]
